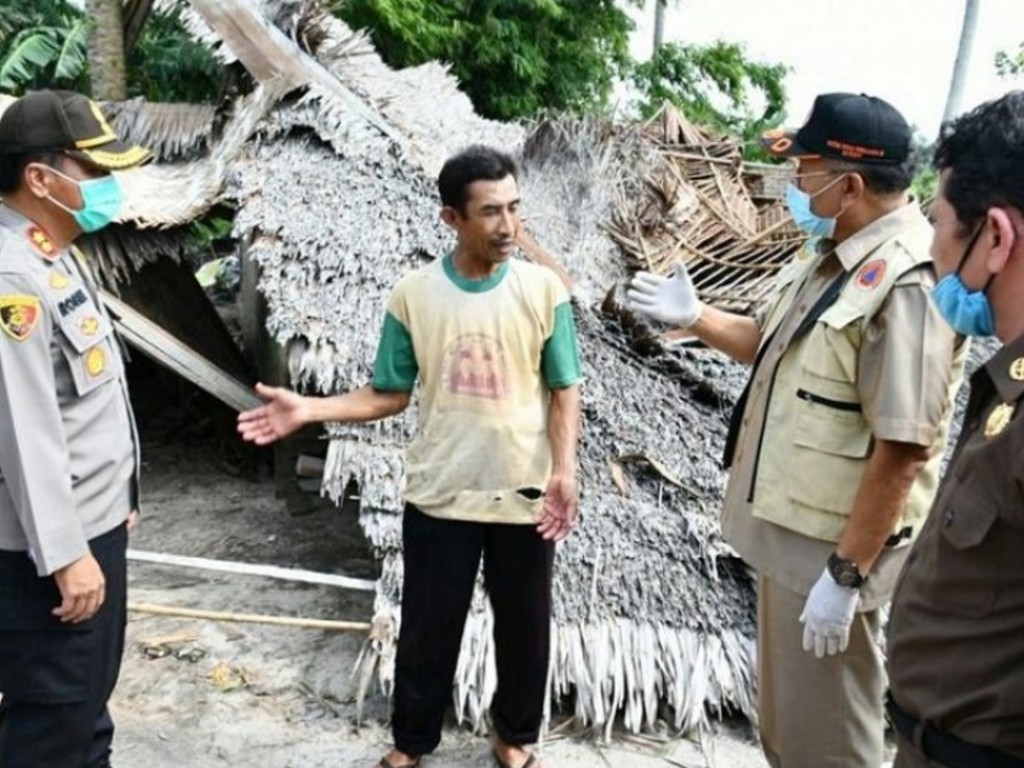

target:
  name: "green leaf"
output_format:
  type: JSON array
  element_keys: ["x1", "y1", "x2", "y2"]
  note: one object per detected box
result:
[
  {"x1": 54, "y1": 18, "x2": 88, "y2": 81},
  {"x1": 0, "y1": 27, "x2": 61, "y2": 91}
]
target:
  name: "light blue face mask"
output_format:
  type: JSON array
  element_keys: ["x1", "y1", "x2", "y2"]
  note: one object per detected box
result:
[
  {"x1": 42, "y1": 166, "x2": 123, "y2": 233},
  {"x1": 930, "y1": 227, "x2": 996, "y2": 337},
  {"x1": 785, "y1": 174, "x2": 846, "y2": 239}
]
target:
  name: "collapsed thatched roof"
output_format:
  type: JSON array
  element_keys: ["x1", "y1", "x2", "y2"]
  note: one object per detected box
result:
[{"x1": 2, "y1": 0, "x2": 818, "y2": 735}]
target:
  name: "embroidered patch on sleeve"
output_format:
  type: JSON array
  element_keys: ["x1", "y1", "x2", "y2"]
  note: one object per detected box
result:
[
  {"x1": 0, "y1": 295, "x2": 41, "y2": 341},
  {"x1": 855, "y1": 259, "x2": 887, "y2": 290}
]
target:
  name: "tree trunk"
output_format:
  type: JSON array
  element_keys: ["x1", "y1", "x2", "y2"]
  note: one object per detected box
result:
[
  {"x1": 942, "y1": 0, "x2": 980, "y2": 125},
  {"x1": 124, "y1": 0, "x2": 156, "y2": 56},
  {"x1": 653, "y1": 0, "x2": 666, "y2": 53},
  {"x1": 86, "y1": 0, "x2": 127, "y2": 100}
]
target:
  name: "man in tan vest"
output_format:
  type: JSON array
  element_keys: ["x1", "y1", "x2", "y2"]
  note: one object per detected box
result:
[
  {"x1": 626, "y1": 93, "x2": 965, "y2": 767},
  {"x1": 886, "y1": 90, "x2": 1024, "y2": 768}
]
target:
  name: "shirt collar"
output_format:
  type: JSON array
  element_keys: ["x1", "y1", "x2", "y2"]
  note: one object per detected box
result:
[
  {"x1": 982, "y1": 332, "x2": 1024, "y2": 404},
  {"x1": 0, "y1": 204, "x2": 30, "y2": 233},
  {"x1": 834, "y1": 203, "x2": 928, "y2": 272}
]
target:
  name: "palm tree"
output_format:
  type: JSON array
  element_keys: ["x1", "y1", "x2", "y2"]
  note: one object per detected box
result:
[
  {"x1": 942, "y1": 0, "x2": 980, "y2": 125},
  {"x1": 85, "y1": 0, "x2": 127, "y2": 99}
]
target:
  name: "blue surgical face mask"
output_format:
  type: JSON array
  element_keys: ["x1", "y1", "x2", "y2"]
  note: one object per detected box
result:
[
  {"x1": 930, "y1": 227, "x2": 995, "y2": 337},
  {"x1": 41, "y1": 166, "x2": 123, "y2": 233},
  {"x1": 785, "y1": 174, "x2": 846, "y2": 238}
]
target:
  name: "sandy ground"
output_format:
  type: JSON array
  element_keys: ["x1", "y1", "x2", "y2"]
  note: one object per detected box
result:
[{"x1": 110, "y1": 435, "x2": 771, "y2": 768}]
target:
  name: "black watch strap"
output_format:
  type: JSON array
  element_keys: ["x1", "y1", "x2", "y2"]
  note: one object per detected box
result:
[{"x1": 827, "y1": 551, "x2": 866, "y2": 589}]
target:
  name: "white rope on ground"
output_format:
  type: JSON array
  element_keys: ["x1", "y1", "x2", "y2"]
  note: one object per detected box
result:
[
  {"x1": 126, "y1": 549, "x2": 377, "y2": 592},
  {"x1": 128, "y1": 602, "x2": 371, "y2": 632}
]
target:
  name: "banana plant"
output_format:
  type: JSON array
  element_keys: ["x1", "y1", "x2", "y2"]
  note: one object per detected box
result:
[{"x1": 0, "y1": 1, "x2": 88, "y2": 94}]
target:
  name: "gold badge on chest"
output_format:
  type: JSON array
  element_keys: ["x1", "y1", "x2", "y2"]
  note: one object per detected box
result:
[
  {"x1": 49, "y1": 270, "x2": 71, "y2": 290},
  {"x1": 984, "y1": 402, "x2": 1015, "y2": 440},
  {"x1": 84, "y1": 345, "x2": 106, "y2": 377},
  {"x1": 1010, "y1": 357, "x2": 1024, "y2": 382}
]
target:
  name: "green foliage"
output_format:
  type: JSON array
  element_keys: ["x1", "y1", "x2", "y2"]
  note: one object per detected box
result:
[
  {"x1": 0, "y1": 0, "x2": 222, "y2": 103},
  {"x1": 334, "y1": 0, "x2": 636, "y2": 120},
  {"x1": 0, "y1": 0, "x2": 89, "y2": 93},
  {"x1": 996, "y1": 42, "x2": 1024, "y2": 78},
  {"x1": 630, "y1": 40, "x2": 788, "y2": 159},
  {"x1": 909, "y1": 133, "x2": 937, "y2": 203},
  {"x1": 127, "y1": 2, "x2": 222, "y2": 103}
]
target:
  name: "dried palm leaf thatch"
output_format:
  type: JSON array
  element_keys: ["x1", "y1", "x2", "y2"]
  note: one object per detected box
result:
[
  {"x1": 13, "y1": 0, "x2": 781, "y2": 737},
  {"x1": 102, "y1": 99, "x2": 217, "y2": 162},
  {"x1": 196, "y1": 0, "x2": 768, "y2": 736},
  {"x1": 609, "y1": 104, "x2": 807, "y2": 315}
]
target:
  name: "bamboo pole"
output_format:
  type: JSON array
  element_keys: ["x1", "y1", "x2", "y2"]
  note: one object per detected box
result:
[
  {"x1": 128, "y1": 602, "x2": 371, "y2": 632},
  {"x1": 126, "y1": 549, "x2": 377, "y2": 592}
]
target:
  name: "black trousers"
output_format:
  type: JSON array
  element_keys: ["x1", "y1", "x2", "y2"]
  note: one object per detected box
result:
[
  {"x1": 392, "y1": 505, "x2": 555, "y2": 757},
  {"x1": 0, "y1": 523, "x2": 128, "y2": 768}
]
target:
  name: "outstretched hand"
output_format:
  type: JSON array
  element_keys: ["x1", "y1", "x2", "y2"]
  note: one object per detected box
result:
[
  {"x1": 624, "y1": 267, "x2": 702, "y2": 328},
  {"x1": 535, "y1": 473, "x2": 579, "y2": 542},
  {"x1": 237, "y1": 382, "x2": 309, "y2": 445}
]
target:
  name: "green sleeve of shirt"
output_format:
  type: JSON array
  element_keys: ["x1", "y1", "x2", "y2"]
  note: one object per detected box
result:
[
  {"x1": 542, "y1": 301, "x2": 582, "y2": 389},
  {"x1": 372, "y1": 311, "x2": 418, "y2": 392}
]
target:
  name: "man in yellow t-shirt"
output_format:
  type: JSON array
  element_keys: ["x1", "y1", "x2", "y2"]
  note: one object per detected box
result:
[{"x1": 238, "y1": 145, "x2": 582, "y2": 768}]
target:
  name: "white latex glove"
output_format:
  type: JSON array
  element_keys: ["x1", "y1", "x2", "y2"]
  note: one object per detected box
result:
[
  {"x1": 799, "y1": 568, "x2": 860, "y2": 658},
  {"x1": 624, "y1": 268, "x2": 703, "y2": 328}
]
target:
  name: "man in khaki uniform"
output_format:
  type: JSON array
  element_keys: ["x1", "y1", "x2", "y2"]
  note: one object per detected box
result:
[
  {"x1": 627, "y1": 93, "x2": 965, "y2": 767},
  {"x1": 886, "y1": 91, "x2": 1024, "y2": 768},
  {"x1": 0, "y1": 90, "x2": 150, "y2": 767}
]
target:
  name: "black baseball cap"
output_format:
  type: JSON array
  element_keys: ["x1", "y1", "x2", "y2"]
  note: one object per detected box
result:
[
  {"x1": 0, "y1": 89, "x2": 151, "y2": 170},
  {"x1": 761, "y1": 92, "x2": 910, "y2": 165}
]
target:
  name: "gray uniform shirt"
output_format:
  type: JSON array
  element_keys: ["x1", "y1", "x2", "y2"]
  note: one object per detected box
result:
[{"x1": 0, "y1": 206, "x2": 138, "y2": 576}]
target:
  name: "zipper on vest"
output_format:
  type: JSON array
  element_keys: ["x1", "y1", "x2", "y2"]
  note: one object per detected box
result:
[{"x1": 796, "y1": 388, "x2": 862, "y2": 412}]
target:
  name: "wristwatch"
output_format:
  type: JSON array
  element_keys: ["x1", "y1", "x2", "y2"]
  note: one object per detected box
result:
[{"x1": 827, "y1": 551, "x2": 867, "y2": 589}]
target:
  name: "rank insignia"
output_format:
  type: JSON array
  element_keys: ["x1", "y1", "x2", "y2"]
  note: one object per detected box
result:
[
  {"x1": 984, "y1": 402, "x2": 1015, "y2": 440},
  {"x1": 1011, "y1": 358, "x2": 1024, "y2": 382},
  {"x1": 49, "y1": 270, "x2": 71, "y2": 290},
  {"x1": 856, "y1": 259, "x2": 886, "y2": 289},
  {"x1": 26, "y1": 226, "x2": 58, "y2": 260},
  {"x1": 0, "y1": 295, "x2": 41, "y2": 341},
  {"x1": 85, "y1": 345, "x2": 106, "y2": 377},
  {"x1": 80, "y1": 316, "x2": 100, "y2": 336}
]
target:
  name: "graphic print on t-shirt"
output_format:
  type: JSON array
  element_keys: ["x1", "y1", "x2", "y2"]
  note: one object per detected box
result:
[{"x1": 438, "y1": 333, "x2": 508, "y2": 409}]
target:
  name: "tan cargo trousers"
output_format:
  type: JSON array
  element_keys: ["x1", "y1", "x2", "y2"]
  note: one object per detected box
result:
[{"x1": 757, "y1": 575, "x2": 886, "y2": 768}]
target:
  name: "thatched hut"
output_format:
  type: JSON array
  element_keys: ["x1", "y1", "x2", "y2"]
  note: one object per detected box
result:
[{"x1": 2, "y1": 0, "x2": 812, "y2": 736}]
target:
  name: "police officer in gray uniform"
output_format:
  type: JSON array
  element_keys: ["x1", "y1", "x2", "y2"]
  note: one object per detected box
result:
[{"x1": 0, "y1": 90, "x2": 151, "y2": 768}]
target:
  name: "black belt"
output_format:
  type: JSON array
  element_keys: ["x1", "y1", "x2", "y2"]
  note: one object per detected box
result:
[{"x1": 886, "y1": 693, "x2": 1024, "y2": 768}]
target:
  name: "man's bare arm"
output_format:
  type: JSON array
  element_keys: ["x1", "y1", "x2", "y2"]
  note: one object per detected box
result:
[{"x1": 835, "y1": 438, "x2": 931, "y2": 574}]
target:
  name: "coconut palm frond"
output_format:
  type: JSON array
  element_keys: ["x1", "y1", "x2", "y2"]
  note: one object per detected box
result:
[
  {"x1": 105, "y1": 100, "x2": 217, "y2": 160},
  {"x1": 0, "y1": 27, "x2": 61, "y2": 91},
  {"x1": 53, "y1": 18, "x2": 88, "y2": 81}
]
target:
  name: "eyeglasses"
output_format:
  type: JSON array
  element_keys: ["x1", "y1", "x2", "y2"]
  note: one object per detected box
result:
[{"x1": 788, "y1": 169, "x2": 845, "y2": 192}]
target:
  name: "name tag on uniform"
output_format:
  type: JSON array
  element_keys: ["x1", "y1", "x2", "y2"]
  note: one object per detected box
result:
[{"x1": 58, "y1": 289, "x2": 88, "y2": 317}]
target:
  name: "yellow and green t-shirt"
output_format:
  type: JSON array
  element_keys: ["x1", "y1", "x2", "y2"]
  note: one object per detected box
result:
[{"x1": 372, "y1": 253, "x2": 582, "y2": 524}]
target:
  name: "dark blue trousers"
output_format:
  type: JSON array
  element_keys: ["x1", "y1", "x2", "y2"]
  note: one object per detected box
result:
[
  {"x1": 0, "y1": 523, "x2": 127, "y2": 768},
  {"x1": 392, "y1": 505, "x2": 554, "y2": 757}
]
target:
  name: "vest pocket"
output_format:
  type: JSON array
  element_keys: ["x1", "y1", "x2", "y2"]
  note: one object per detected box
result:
[{"x1": 787, "y1": 395, "x2": 872, "y2": 515}]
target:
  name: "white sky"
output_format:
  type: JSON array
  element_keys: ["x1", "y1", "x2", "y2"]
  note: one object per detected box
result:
[{"x1": 626, "y1": 0, "x2": 1024, "y2": 139}]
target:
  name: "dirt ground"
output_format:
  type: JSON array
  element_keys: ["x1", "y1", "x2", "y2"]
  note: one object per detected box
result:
[{"x1": 112, "y1": 398, "x2": 770, "y2": 768}]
